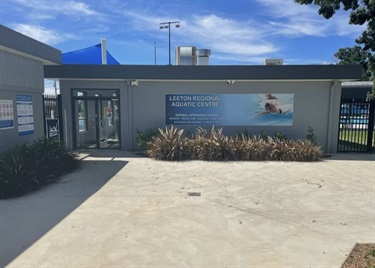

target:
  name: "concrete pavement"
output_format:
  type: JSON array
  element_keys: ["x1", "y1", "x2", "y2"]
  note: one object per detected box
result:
[{"x1": 1, "y1": 151, "x2": 374, "y2": 267}]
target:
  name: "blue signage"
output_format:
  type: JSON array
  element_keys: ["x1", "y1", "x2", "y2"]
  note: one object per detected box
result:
[
  {"x1": 17, "y1": 94, "x2": 34, "y2": 136},
  {"x1": 16, "y1": 95, "x2": 32, "y2": 102},
  {"x1": 166, "y1": 94, "x2": 294, "y2": 126}
]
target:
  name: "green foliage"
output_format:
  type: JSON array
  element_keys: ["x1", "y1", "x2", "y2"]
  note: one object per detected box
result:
[
  {"x1": 259, "y1": 130, "x2": 268, "y2": 140},
  {"x1": 236, "y1": 130, "x2": 252, "y2": 140},
  {"x1": 294, "y1": 0, "x2": 375, "y2": 51},
  {"x1": 295, "y1": 0, "x2": 375, "y2": 82},
  {"x1": 367, "y1": 80, "x2": 375, "y2": 100},
  {"x1": 335, "y1": 46, "x2": 374, "y2": 80},
  {"x1": 147, "y1": 126, "x2": 323, "y2": 162},
  {"x1": 368, "y1": 248, "x2": 375, "y2": 258},
  {"x1": 306, "y1": 126, "x2": 318, "y2": 145},
  {"x1": 274, "y1": 131, "x2": 289, "y2": 141},
  {"x1": 0, "y1": 137, "x2": 79, "y2": 199},
  {"x1": 136, "y1": 127, "x2": 160, "y2": 149}
]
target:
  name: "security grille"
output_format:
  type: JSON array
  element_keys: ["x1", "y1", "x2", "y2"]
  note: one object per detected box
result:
[{"x1": 338, "y1": 98, "x2": 375, "y2": 153}]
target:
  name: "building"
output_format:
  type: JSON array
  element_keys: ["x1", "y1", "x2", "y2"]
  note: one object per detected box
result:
[
  {"x1": 0, "y1": 25, "x2": 61, "y2": 153},
  {"x1": 0, "y1": 25, "x2": 363, "y2": 154},
  {"x1": 44, "y1": 64, "x2": 362, "y2": 153}
]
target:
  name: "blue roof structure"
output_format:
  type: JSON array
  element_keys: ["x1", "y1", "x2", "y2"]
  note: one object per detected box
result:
[{"x1": 62, "y1": 43, "x2": 120, "y2": 65}]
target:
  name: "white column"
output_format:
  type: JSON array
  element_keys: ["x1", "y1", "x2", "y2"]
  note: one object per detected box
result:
[{"x1": 101, "y1": 38, "x2": 107, "y2": 65}]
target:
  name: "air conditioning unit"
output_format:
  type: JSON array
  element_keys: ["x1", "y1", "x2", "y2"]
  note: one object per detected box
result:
[
  {"x1": 175, "y1": 46, "x2": 197, "y2": 65},
  {"x1": 264, "y1": 59, "x2": 283, "y2": 65}
]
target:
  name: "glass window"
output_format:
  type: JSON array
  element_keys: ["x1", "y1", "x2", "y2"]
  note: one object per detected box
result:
[{"x1": 77, "y1": 92, "x2": 88, "y2": 132}]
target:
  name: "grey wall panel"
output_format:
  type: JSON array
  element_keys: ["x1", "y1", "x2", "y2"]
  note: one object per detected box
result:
[
  {"x1": 0, "y1": 25, "x2": 61, "y2": 64},
  {"x1": 59, "y1": 79, "x2": 340, "y2": 153},
  {"x1": 0, "y1": 51, "x2": 44, "y2": 91},
  {"x1": 0, "y1": 89, "x2": 44, "y2": 153},
  {"x1": 131, "y1": 81, "x2": 333, "y2": 152}
]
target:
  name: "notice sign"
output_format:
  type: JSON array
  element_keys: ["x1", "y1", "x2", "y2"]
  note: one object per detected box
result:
[
  {"x1": 46, "y1": 119, "x2": 59, "y2": 139},
  {"x1": 166, "y1": 94, "x2": 294, "y2": 126},
  {"x1": 0, "y1": 100, "x2": 14, "y2": 129},
  {"x1": 17, "y1": 95, "x2": 34, "y2": 136}
]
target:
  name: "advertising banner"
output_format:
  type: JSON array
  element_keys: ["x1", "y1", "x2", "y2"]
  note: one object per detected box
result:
[
  {"x1": 0, "y1": 100, "x2": 14, "y2": 129},
  {"x1": 17, "y1": 95, "x2": 34, "y2": 136},
  {"x1": 166, "y1": 94, "x2": 294, "y2": 126}
]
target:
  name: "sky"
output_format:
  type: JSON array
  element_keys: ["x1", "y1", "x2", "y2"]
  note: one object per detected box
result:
[{"x1": 0, "y1": 0, "x2": 365, "y2": 92}]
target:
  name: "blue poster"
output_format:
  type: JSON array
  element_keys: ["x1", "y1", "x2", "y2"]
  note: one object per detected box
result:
[
  {"x1": 17, "y1": 95, "x2": 34, "y2": 136},
  {"x1": 166, "y1": 94, "x2": 294, "y2": 126}
]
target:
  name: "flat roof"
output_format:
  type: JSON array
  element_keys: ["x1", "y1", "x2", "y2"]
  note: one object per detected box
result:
[
  {"x1": 44, "y1": 64, "x2": 362, "y2": 81},
  {"x1": 342, "y1": 81, "x2": 373, "y2": 88},
  {"x1": 0, "y1": 25, "x2": 61, "y2": 65}
]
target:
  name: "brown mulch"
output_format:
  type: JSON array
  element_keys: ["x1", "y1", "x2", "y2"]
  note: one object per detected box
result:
[{"x1": 342, "y1": 244, "x2": 375, "y2": 268}]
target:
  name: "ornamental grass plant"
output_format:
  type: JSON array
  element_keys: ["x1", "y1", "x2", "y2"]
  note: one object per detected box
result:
[
  {"x1": 146, "y1": 126, "x2": 323, "y2": 162},
  {"x1": 146, "y1": 126, "x2": 188, "y2": 161},
  {"x1": 0, "y1": 137, "x2": 79, "y2": 199}
]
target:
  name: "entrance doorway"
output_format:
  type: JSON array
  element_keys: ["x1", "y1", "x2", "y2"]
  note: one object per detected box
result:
[{"x1": 73, "y1": 89, "x2": 120, "y2": 149}]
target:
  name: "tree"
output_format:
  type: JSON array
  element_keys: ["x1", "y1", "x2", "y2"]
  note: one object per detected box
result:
[
  {"x1": 294, "y1": 0, "x2": 375, "y2": 51},
  {"x1": 334, "y1": 46, "x2": 374, "y2": 80},
  {"x1": 295, "y1": 0, "x2": 375, "y2": 99}
]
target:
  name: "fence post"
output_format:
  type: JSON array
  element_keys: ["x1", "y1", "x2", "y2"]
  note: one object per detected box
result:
[
  {"x1": 57, "y1": 94, "x2": 64, "y2": 143},
  {"x1": 42, "y1": 94, "x2": 47, "y2": 136},
  {"x1": 367, "y1": 99, "x2": 375, "y2": 153}
]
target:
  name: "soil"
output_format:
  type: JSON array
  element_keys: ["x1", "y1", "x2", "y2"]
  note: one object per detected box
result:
[{"x1": 342, "y1": 244, "x2": 375, "y2": 268}]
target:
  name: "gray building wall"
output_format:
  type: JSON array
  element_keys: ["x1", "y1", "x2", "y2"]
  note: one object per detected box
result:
[
  {"x1": 131, "y1": 80, "x2": 340, "y2": 153},
  {"x1": 0, "y1": 50, "x2": 44, "y2": 89},
  {"x1": 0, "y1": 51, "x2": 45, "y2": 152},
  {"x1": 59, "y1": 79, "x2": 342, "y2": 153},
  {"x1": 0, "y1": 25, "x2": 61, "y2": 153}
]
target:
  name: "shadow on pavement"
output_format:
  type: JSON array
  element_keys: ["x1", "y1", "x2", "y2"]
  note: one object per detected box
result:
[
  {"x1": 76, "y1": 149, "x2": 145, "y2": 159},
  {"x1": 0, "y1": 157, "x2": 128, "y2": 267},
  {"x1": 327, "y1": 153, "x2": 375, "y2": 161}
]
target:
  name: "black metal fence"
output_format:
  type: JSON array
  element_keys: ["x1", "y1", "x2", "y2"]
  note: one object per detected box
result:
[
  {"x1": 338, "y1": 98, "x2": 375, "y2": 153},
  {"x1": 42, "y1": 94, "x2": 63, "y2": 143}
]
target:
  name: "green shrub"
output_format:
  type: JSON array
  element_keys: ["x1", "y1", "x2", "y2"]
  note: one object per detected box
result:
[
  {"x1": 236, "y1": 130, "x2": 252, "y2": 140},
  {"x1": 259, "y1": 130, "x2": 268, "y2": 140},
  {"x1": 147, "y1": 126, "x2": 323, "y2": 162},
  {"x1": 274, "y1": 131, "x2": 289, "y2": 141},
  {"x1": 0, "y1": 137, "x2": 79, "y2": 199},
  {"x1": 306, "y1": 126, "x2": 318, "y2": 145},
  {"x1": 136, "y1": 127, "x2": 160, "y2": 149}
]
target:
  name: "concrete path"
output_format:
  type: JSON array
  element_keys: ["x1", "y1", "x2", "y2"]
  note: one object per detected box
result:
[{"x1": 1, "y1": 152, "x2": 374, "y2": 267}]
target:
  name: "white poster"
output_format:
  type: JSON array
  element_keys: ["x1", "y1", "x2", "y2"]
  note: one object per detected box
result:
[
  {"x1": 17, "y1": 95, "x2": 34, "y2": 136},
  {"x1": 0, "y1": 100, "x2": 14, "y2": 129}
]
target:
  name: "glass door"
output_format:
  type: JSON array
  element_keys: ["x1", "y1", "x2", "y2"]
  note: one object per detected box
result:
[
  {"x1": 73, "y1": 90, "x2": 120, "y2": 149},
  {"x1": 98, "y1": 99, "x2": 120, "y2": 148}
]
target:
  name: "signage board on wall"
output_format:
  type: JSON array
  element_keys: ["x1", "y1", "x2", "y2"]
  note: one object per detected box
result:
[
  {"x1": 0, "y1": 100, "x2": 14, "y2": 130},
  {"x1": 17, "y1": 95, "x2": 34, "y2": 136},
  {"x1": 166, "y1": 94, "x2": 294, "y2": 126},
  {"x1": 46, "y1": 119, "x2": 59, "y2": 139}
]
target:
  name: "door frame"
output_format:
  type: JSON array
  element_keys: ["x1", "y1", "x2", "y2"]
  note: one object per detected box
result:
[{"x1": 72, "y1": 89, "x2": 120, "y2": 149}]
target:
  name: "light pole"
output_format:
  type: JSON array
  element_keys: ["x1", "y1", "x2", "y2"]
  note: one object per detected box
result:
[{"x1": 159, "y1": 21, "x2": 180, "y2": 65}]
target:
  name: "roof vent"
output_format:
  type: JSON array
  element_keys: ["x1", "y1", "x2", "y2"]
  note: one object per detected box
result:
[
  {"x1": 197, "y1": 49, "x2": 211, "y2": 65},
  {"x1": 264, "y1": 59, "x2": 283, "y2": 65}
]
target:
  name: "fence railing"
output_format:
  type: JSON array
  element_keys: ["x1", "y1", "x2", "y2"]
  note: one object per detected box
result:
[
  {"x1": 338, "y1": 98, "x2": 375, "y2": 153},
  {"x1": 42, "y1": 94, "x2": 63, "y2": 142}
]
